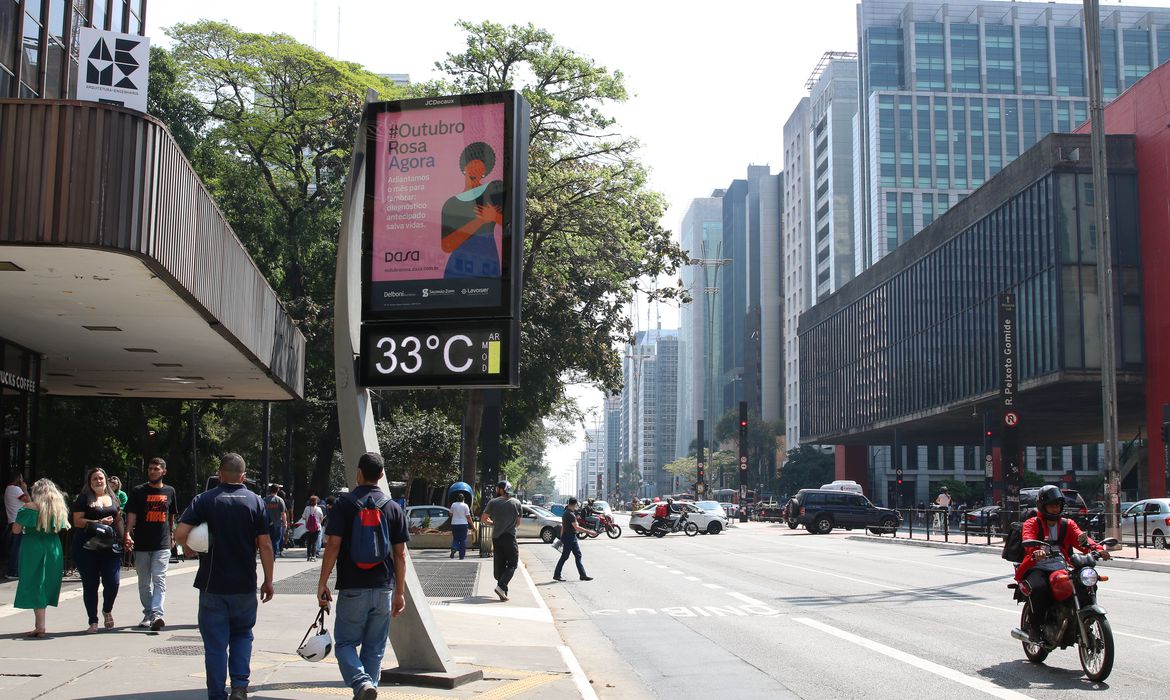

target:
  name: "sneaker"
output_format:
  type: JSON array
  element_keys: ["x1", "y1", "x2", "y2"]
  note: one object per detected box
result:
[
  {"x1": 450, "y1": 550, "x2": 455, "y2": 559},
  {"x1": 150, "y1": 616, "x2": 165, "y2": 631},
  {"x1": 137, "y1": 616, "x2": 151, "y2": 629},
  {"x1": 494, "y1": 585, "x2": 509, "y2": 601},
  {"x1": 580, "y1": 576, "x2": 594, "y2": 581},
  {"x1": 355, "y1": 681, "x2": 378, "y2": 700},
  {"x1": 228, "y1": 687, "x2": 248, "y2": 700}
]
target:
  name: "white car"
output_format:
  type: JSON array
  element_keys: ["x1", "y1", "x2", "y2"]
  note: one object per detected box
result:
[
  {"x1": 405, "y1": 505, "x2": 451, "y2": 529},
  {"x1": 629, "y1": 501, "x2": 728, "y2": 535},
  {"x1": 1120, "y1": 498, "x2": 1170, "y2": 549}
]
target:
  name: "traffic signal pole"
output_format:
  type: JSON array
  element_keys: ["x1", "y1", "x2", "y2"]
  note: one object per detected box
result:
[{"x1": 738, "y1": 401, "x2": 749, "y2": 503}]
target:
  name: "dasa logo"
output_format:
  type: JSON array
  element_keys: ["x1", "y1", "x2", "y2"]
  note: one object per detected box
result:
[{"x1": 87, "y1": 37, "x2": 141, "y2": 89}]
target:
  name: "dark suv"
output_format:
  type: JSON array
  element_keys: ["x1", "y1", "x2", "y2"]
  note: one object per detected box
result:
[
  {"x1": 795, "y1": 489, "x2": 902, "y2": 534},
  {"x1": 1019, "y1": 487, "x2": 1090, "y2": 527}
]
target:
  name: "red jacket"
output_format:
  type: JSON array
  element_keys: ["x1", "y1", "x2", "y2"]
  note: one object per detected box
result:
[{"x1": 1014, "y1": 515, "x2": 1103, "y2": 581}]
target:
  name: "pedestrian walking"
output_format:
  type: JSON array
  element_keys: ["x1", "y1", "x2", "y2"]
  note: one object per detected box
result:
[
  {"x1": 124, "y1": 457, "x2": 179, "y2": 630},
  {"x1": 176, "y1": 453, "x2": 275, "y2": 700},
  {"x1": 301, "y1": 496, "x2": 324, "y2": 561},
  {"x1": 449, "y1": 492, "x2": 471, "y2": 560},
  {"x1": 70, "y1": 467, "x2": 124, "y2": 633},
  {"x1": 316, "y1": 452, "x2": 409, "y2": 700},
  {"x1": 263, "y1": 485, "x2": 287, "y2": 558},
  {"x1": 480, "y1": 480, "x2": 521, "y2": 601},
  {"x1": 13, "y1": 478, "x2": 70, "y2": 637},
  {"x1": 553, "y1": 498, "x2": 595, "y2": 582},
  {"x1": 5, "y1": 470, "x2": 30, "y2": 579},
  {"x1": 109, "y1": 475, "x2": 129, "y2": 510},
  {"x1": 933, "y1": 487, "x2": 952, "y2": 529}
]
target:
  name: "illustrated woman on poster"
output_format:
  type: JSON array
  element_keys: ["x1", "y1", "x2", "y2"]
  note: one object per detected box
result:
[{"x1": 441, "y1": 142, "x2": 505, "y2": 278}]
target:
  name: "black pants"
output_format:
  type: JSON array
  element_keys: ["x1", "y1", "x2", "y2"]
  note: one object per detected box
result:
[
  {"x1": 1025, "y1": 568, "x2": 1053, "y2": 630},
  {"x1": 74, "y1": 545, "x2": 121, "y2": 625},
  {"x1": 554, "y1": 536, "x2": 586, "y2": 579},
  {"x1": 492, "y1": 533, "x2": 518, "y2": 593}
]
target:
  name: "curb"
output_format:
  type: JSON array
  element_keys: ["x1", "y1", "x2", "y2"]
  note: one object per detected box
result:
[{"x1": 844, "y1": 535, "x2": 1170, "y2": 574}]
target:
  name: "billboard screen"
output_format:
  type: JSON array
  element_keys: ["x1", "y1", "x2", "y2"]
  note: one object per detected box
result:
[
  {"x1": 363, "y1": 91, "x2": 528, "y2": 319},
  {"x1": 359, "y1": 319, "x2": 520, "y2": 389}
]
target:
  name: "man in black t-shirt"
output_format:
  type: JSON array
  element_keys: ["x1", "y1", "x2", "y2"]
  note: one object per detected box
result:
[
  {"x1": 553, "y1": 497, "x2": 595, "y2": 582},
  {"x1": 317, "y1": 452, "x2": 409, "y2": 700},
  {"x1": 125, "y1": 457, "x2": 179, "y2": 630}
]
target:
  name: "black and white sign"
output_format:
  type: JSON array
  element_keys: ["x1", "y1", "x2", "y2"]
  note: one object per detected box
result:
[{"x1": 76, "y1": 28, "x2": 150, "y2": 112}]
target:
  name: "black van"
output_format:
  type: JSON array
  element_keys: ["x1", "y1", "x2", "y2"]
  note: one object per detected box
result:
[{"x1": 794, "y1": 489, "x2": 902, "y2": 534}]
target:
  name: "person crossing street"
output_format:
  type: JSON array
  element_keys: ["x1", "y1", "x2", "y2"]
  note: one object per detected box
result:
[{"x1": 553, "y1": 498, "x2": 595, "y2": 582}]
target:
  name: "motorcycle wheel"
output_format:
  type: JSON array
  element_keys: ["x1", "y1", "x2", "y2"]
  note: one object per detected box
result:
[
  {"x1": 1020, "y1": 604, "x2": 1049, "y2": 663},
  {"x1": 606, "y1": 524, "x2": 622, "y2": 539},
  {"x1": 684, "y1": 522, "x2": 699, "y2": 537},
  {"x1": 651, "y1": 524, "x2": 667, "y2": 538},
  {"x1": 1078, "y1": 615, "x2": 1114, "y2": 682}
]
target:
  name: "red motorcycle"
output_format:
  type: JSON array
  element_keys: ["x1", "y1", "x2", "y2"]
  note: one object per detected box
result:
[{"x1": 582, "y1": 512, "x2": 622, "y2": 539}]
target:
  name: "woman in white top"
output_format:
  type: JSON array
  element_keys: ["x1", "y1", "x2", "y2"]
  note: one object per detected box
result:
[
  {"x1": 301, "y1": 496, "x2": 325, "y2": 562},
  {"x1": 449, "y1": 493, "x2": 472, "y2": 560}
]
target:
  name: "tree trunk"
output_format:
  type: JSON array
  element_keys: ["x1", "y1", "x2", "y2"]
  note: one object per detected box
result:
[
  {"x1": 460, "y1": 389, "x2": 485, "y2": 485},
  {"x1": 311, "y1": 409, "x2": 339, "y2": 496}
]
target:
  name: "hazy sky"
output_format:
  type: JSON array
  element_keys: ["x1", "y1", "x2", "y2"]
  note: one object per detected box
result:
[{"x1": 147, "y1": 0, "x2": 1170, "y2": 491}]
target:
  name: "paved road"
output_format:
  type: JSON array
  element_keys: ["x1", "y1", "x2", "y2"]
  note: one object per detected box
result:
[{"x1": 527, "y1": 520, "x2": 1170, "y2": 699}]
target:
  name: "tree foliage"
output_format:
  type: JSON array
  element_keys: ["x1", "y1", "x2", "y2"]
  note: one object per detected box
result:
[
  {"x1": 375, "y1": 409, "x2": 461, "y2": 494},
  {"x1": 777, "y1": 446, "x2": 835, "y2": 497},
  {"x1": 714, "y1": 408, "x2": 783, "y2": 489}
]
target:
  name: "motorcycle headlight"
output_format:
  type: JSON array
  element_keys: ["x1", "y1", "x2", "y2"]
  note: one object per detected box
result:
[{"x1": 1079, "y1": 568, "x2": 1100, "y2": 587}]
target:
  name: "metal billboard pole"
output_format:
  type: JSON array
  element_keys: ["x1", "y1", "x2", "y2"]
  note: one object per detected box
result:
[{"x1": 1083, "y1": 0, "x2": 1122, "y2": 541}]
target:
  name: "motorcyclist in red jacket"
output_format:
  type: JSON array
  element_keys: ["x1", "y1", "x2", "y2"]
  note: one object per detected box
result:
[{"x1": 1015, "y1": 485, "x2": 1109, "y2": 641}]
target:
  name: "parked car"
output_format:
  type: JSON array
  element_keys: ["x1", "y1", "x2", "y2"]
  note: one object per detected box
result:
[
  {"x1": 517, "y1": 504, "x2": 564, "y2": 542},
  {"x1": 1119, "y1": 498, "x2": 1170, "y2": 548},
  {"x1": 719, "y1": 502, "x2": 737, "y2": 519},
  {"x1": 405, "y1": 505, "x2": 451, "y2": 529},
  {"x1": 960, "y1": 505, "x2": 1003, "y2": 534},
  {"x1": 1019, "y1": 487, "x2": 1089, "y2": 526},
  {"x1": 794, "y1": 489, "x2": 901, "y2": 535},
  {"x1": 755, "y1": 501, "x2": 785, "y2": 522},
  {"x1": 629, "y1": 501, "x2": 728, "y2": 535}
]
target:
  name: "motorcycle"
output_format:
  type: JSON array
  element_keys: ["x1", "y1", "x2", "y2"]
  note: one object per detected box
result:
[
  {"x1": 650, "y1": 510, "x2": 699, "y2": 538},
  {"x1": 1009, "y1": 537, "x2": 1119, "y2": 682},
  {"x1": 583, "y1": 512, "x2": 622, "y2": 539}
]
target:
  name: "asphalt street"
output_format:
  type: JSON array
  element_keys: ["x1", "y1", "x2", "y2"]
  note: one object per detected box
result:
[{"x1": 526, "y1": 519, "x2": 1170, "y2": 700}]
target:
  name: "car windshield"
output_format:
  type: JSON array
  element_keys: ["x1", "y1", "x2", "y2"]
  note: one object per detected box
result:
[
  {"x1": 696, "y1": 500, "x2": 722, "y2": 511},
  {"x1": 593, "y1": 501, "x2": 610, "y2": 511},
  {"x1": 528, "y1": 505, "x2": 555, "y2": 519}
]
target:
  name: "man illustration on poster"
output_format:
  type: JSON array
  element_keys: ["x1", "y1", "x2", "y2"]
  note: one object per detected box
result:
[{"x1": 440, "y1": 142, "x2": 504, "y2": 279}]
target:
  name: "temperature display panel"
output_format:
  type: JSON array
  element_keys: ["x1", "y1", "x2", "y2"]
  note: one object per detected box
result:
[{"x1": 359, "y1": 319, "x2": 519, "y2": 389}]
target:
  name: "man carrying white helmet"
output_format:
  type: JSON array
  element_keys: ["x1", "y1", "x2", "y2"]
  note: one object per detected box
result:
[{"x1": 481, "y1": 480, "x2": 522, "y2": 601}]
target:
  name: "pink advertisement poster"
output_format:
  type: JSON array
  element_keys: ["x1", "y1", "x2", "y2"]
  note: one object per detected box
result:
[{"x1": 371, "y1": 102, "x2": 507, "y2": 283}]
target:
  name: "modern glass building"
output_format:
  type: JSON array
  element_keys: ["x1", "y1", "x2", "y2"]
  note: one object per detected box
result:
[
  {"x1": 854, "y1": 0, "x2": 1170, "y2": 273},
  {"x1": 800, "y1": 133, "x2": 1144, "y2": 503},
  {"x1": 1, "y1": 0, "x2": 146, "y2": 99},
  {"x1": 677, "y1": 195, "x2": 725, "y2": 456}
]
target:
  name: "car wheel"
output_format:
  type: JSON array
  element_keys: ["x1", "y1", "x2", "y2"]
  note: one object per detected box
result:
[
  {"x1": 878, "y1": 516, "x2": 899, "y2": 534},
  {"x1": 813, "y1": 516, "x2": 834, "y2": 534},
  {"x1": 786, "y1": 519, "x2": 799, "y2": 530},
  {"x1": 540, "y1": 527, "x2": 556, "y2": 544},
  {"x1": 707, "y1": 522, "x2": 722, "y2": 535},
  {"x1": 1153, "y1": 531, "x2": 1167, "y2": 550}
]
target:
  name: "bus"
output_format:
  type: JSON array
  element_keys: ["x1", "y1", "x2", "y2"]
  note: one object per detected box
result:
[{"x1": 711, "y1": 488, "x2": 757, "y2": 506}]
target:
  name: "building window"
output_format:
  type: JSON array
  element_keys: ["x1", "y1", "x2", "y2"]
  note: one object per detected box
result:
[
  {"x1": 985, "y1": 25, "x2": 1016, "y2": 93},
  {"x1": 950, "y1": 23, "x2": 980, "y2": 92},
  {"x1": 1055, "y1": 28, "x2": 1086, "y2": 97},
  {"x1": 867, "y1": 27, "x2": 904, "y2": 90},
  {"x1": 20, "y1": 10, "x2": 40, "y2": 92},
  {"x1": 1123, "y1": 29, "x2": 1151, "y2": 89},
  {"x1": 914, "y1": 22, "x2": 945, "y2": 91},
  {"x1": 1020, "y1": 26, "x2": 1050, "y2": 95},
  {"x1": 1101, "y1": 29, "x2": 1119, "y2": 99}
]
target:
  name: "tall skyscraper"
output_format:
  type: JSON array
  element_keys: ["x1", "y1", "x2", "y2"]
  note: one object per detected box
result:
[
  {"x1": 854, "y1": 0, "x2": 1170, "y2": 272},
  {"x1": 677, "y1": 195, "x2": 725, "y2": 456},
  {"x1": 784, "y1": 52, "x2": 860, "y2": 449},
  {"x1": 622, "y1": 329, "x2": 679, "y2": 497},
  {"x1": 603, "y1": 394, "x2": 622, "y2": 484}
]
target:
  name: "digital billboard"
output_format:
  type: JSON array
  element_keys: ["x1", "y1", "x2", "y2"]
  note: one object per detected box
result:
[
  {"x1": 363, "y1": 91, "x2": 528, "y2": 320},
  {"x1": 359, "y1": 319, "x2": 520, "y2": 389}
]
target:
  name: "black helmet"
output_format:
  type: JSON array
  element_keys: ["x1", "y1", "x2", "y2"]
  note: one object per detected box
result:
[
  {"x1": 84, "y1": 522, "x2": 122, "y2": 553},
  {"x1": 496, "y1": 480, "x2": 511, "y2": 494},
  {"x1": 1037, "y1": 485, "x2": 1065, "y2": 515}
]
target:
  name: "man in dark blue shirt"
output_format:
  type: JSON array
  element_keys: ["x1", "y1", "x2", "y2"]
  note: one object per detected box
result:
[
  {"x1": 176, "y1": 453, "x2": 275, "y2": 700},
  {"x1": 317, "y1": 452, "x2": 409, "y2": 700}
]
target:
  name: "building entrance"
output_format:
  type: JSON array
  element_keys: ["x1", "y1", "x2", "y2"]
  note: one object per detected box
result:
[{"x1": 0, "y1": 338, "x2": 40, "y2": 481}]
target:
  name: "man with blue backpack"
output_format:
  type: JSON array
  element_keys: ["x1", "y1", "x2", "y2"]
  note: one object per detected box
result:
[{"x1": 316, "y1": 452, "x2": 410, "y2": 700}]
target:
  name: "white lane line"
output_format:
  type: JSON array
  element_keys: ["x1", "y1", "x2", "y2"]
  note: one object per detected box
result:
[
  {"x1": 794, "y1": 617, "x2": 1035, "y2": 700},
  {"x1": 518, "y1": 558, "x2": 553, "y2": 617},
  {"x1": 726, "y1": 592, "x2": 767, "y2": 606},
  {"x1": 643, "y1": 560, "x2": 659, "y2": 565},
  {"x1": 557, "y1": 645, "x2": 600, "y2": 700},
  {"x1": 1114, "y1": 630, "x2": 1170, "y2": 645},
  {"x1": 684, "y1": 576, "x2": 701, "y2": 582},
  {"x1": 667, "y1": 569, "x2": 683, "y2": 574},
  {"x1": 703, "y1": 583, "x2": 724, "y2": 589}
]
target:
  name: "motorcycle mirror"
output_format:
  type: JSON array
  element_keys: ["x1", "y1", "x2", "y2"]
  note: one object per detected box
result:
[{"x1": 1099, "y1": 537, "x2": 1119, "y2": 547}]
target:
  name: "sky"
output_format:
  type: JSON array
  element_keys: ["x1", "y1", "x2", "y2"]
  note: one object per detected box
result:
[{"x1": 146, "y1": 0, "x2": 1170, "y2": 492}]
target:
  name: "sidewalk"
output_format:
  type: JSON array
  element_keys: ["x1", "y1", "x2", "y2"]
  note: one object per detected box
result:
[
  {"x1": 845, "y1": 532, "x2": 1170, "y2": 573},
  {"x1": 0, "y1": 547, "x2": 596, "y2": 700}
]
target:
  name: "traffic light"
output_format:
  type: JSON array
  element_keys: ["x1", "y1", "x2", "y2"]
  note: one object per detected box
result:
[
  {"x1": 896, "y1": 467, "x2": 903, "y2": 485},
  {"x1": 739, "y1": 401, "x2": 749, "y2": 431},
  {"x1": 697, "y1": 462, "x2": 706, "y2": 483}
]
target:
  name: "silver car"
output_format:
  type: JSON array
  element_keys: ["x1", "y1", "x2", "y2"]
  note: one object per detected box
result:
[
  {"x1": 517, "y1": 504, "x2": 563, "y2": 542},
  {"x1": 1119, "y1": 498, "x2": 1170, "y2": 549}
]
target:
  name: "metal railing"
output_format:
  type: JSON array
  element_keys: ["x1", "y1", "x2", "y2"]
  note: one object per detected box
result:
[{"x1": 873, "y1": 508, "x2": 1003, "y2": 546}]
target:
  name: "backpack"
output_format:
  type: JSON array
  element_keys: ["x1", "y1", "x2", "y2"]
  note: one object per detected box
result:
[
  {"x1": 655, "y1": 503, "x2": 668, "y2": 519},
  {"x1": 345, "y1": 493, "x2": 393, "y2": 570},
  {"x1": 1002, "y1": 516, "x2": 1065, "y2": 563},
  {"x1": 306, "y1": 510, "x2": 320, "y2": 532}
]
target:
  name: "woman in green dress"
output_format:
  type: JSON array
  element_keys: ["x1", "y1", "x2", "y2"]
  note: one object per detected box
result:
[{"x1": 13, "y1": 478, "x2": 71, "y2": 637}]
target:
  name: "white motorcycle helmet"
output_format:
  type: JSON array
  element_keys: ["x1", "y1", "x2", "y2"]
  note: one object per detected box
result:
[
  {"x1": 297, "y1": 608, "x2": 333, "y2": 662},
  {"x1": 186, "y1": 523, "x2": 211, "y2": 553}
]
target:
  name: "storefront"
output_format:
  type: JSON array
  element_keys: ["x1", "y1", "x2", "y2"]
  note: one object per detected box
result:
[{"x1": 0, "y1": 338, "x2": 39, "y2": 480}]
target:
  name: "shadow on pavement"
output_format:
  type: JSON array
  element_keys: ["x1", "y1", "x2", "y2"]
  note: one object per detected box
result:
[
  {"x1": 976, "y1": 659, "x2": 1109, "y2": 692},
  {"x1": 69, "y1": 680, "x2": 359, "y2": 700}
]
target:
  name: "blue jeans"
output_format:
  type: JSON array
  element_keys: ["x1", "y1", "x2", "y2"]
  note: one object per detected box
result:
[
  {"x1": 268, "y1": 524, "x2": 284, "y2": 556},
  {"x1": 198, "y1": 591, "x2": 258, "y2": 700},
  {"x1": 335, "y1": 588, "x2": 392, "y2": 691},
  {"x1": 73, "y1": 544, "x2": 120, "y2": 624},
  {"x1": 554, "y1": 536, "x2": 587, "y2": 578},
  {"x1": 135, "y1": 549, "x2": 169, "y2": 619},
  {"x1": 450, "y1": 524, "x2": 469, "y2": 559}
]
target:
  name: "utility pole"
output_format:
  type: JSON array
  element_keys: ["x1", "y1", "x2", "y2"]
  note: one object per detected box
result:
[{"x1": 1084, "y1": 0, "x2": 1122, "y2": 541}]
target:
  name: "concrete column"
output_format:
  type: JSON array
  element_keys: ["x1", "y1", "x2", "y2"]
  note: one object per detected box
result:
[{"x1": 835, "y1": 444, "x2": 869, "y2": 494}]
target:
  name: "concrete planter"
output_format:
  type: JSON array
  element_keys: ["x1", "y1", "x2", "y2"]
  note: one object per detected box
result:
[{"x1": 407, "y1": 526, "x2": 479, "y2": 550}]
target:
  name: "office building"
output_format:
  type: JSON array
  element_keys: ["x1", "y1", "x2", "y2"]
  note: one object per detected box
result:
[
  {"x1": 621, "y1": 329, "x2": 679, "y2": 497},
  {"x1": 677, "y1": 195, "x2": 725, "y2": 456}
]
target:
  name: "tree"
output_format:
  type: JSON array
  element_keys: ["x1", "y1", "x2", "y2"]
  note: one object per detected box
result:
[
  {"x1": 777, "y1": 446, "x2": 835, "y2": 497},
  {"x1": 715, "y1": 409, "x2": 783, "y2": 491},
  {"x1": 375, "y1": 408, "x2": 460, "y2": 499},
  {"x1": 414, "y1": 22, "x2": 689, "y2": 481},
  {"x1": 663, "y1": 451, "x2": 735, "y2": 490}
]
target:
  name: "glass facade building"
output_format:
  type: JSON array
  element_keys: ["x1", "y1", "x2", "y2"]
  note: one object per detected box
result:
[
  {"x1": 0, "y1": 0, "x2": 146, "y2": 99},
  {"x1": 855, "y1": 0, "x2": 1170, "y2": 273},
  {"x1": 800, "y1": 133, "x2": 1142, "y2": 448}
]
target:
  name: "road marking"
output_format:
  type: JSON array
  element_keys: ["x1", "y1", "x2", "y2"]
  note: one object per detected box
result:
[
  {"x1": 1113, "y1": 630, "x2": 1170, "y2": 645},
  {"x1": 517, "y1": 558, "x2": 553, "y2": 617},
  {"x1": 703, "y1": 583, "x2": 724, "y2": 589},
  {"x1": 727, "y1": 592, "x2": 767, "y2": 606},
  {"x1": 667, "y1": 569, "x2": 683, "y2": 574},
  {"x1": 557, "y1": 645, "x2": 600, "y2": 700},
  {"x1": 794, "y1": 617, "x2": 1035, "y2": 699},
  {"x1": 684, "y1": 576, "x2": 701, "y2": 581},
  {"x1": 589, "y1": 604, "x2": 780, "y2": 618},
  {"x1": 440, "y1": 604, "x2": 553, "y2": 623}
]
